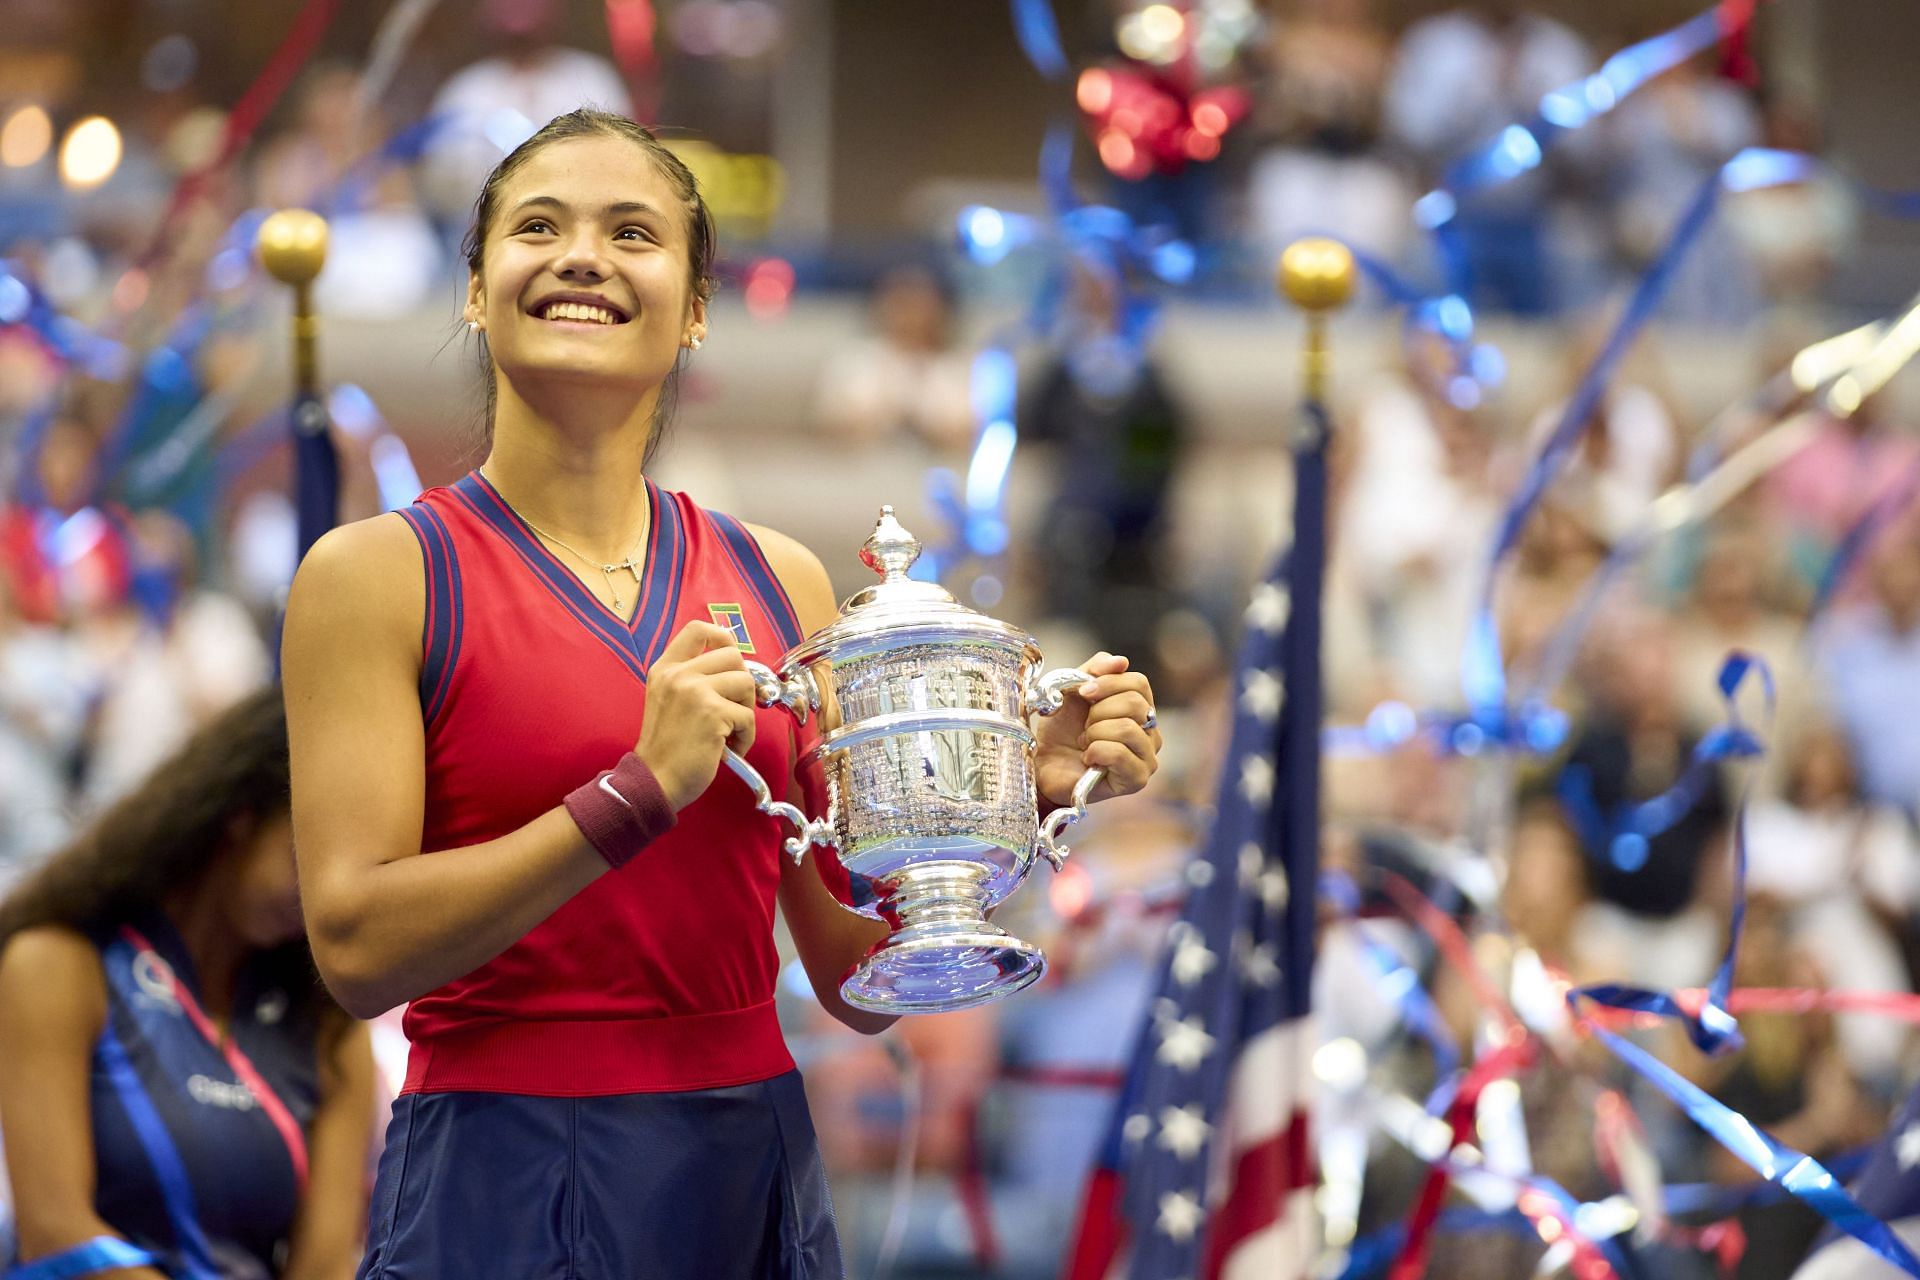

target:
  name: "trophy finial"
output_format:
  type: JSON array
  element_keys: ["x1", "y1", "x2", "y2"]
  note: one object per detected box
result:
[{"x1": 860, "y1": 506, "x2": 921, "y2": 580}]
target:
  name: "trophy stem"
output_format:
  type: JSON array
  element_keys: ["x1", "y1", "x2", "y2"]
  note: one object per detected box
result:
[{"x1": 839, "y1": 861, "x2": 1047, "y2": 1013}]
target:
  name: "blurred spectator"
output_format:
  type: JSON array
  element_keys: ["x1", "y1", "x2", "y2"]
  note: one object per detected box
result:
[
  {"x1": 1495, "y1": 494, "x2": 1612, "y2": 698},
  {"x1": 1553, "y1": 609, "x2": 1729, "y2": 954},
  {"x1": 1246, "y1": 0, "x2": 1410, "y2": 264},
  {"x1": 0, "y1": 576, "x2": 85, "y2": 871},
  {"x1": 1521, "y1": 333, "x2": 1681, "y2": 548},
  {"x1": 1814, "y1": 534, "x2": 1920, "y2": 817},
  {"x1": 802, "y1": 1007, "x2": 1000, "y2": 1176},
  {"x1": 1608, "y1": 56, "x2": 1762, "y2": 325},
  {"x1": 1499, "y1": 795, "x2": 1602, "y2": 983},
  {"x1": 1382, "y1": 0, "x2": 1598, "y2": 313},
  {"x1": 1022, "y1": 260, "x2": 1187, "y2": 667},
  {"x1": 810, "y1": 264, "x2": 974, "y2": 453},
  {"x1": 1765, "y1": 391, "x2": 1920, "y2": 583},
  {"x1": 1700, "y1": 894, "x2": 1883, "y2": 1278},
  {"x1": 1744, "y1": 722, "x2": 1916, "y2": 1088},
  {"x1": 1668, "y1": 524, "x2": 1807, "y2": 741},
  {"x1": 420, "y1": 0, "x2": 634, "y2": 225},
  {"x1": 74, "y1": 511, "x2": 269, "y2": 808},
  {"x1": 1334, "y1": 333, "x2": 1497, "y2": 708},
  {"x1": 0, "y1": 412, "x2": 131, "y2": 628},
  {"x1": 1724, "y1": 95, "x2": 1858, "y2": 306},
  {"x1": 253, "y1": 63, "x2": 441, "y2": 320}
]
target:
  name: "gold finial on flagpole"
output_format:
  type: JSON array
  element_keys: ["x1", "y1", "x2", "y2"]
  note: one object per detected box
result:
[
  {"x1": 256, "y1": 209, "x2": 329, "y2": 397},
  {"x1": 1278, "y1": 237, "x2": 1356, "y2": 405}
]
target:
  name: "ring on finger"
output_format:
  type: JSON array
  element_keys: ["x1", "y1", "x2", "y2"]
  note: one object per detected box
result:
[{"x1": 1142, "y1": 707, "x2": 1157, "y2": 731}]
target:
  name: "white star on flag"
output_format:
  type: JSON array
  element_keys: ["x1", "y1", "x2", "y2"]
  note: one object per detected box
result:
[
  {"x1": 1156, "y1": 1104, "x2": 1212, "y2": 1160},
  {"x1": 1898, "y1": 1123, "x2": 1920, "y2": 1171},
  {"x1": 1124, "y1": 1112, "x2": 1154, "y2": 1146},
  {"x1": 1244, "y1": 581, "x2": 1290, "y2": 633},
  {"x1": 1240, "y1": 668, "x2": 1284, "y2": 722},
  {"x1": 1185, "y1": 858, "x2": 1215, "y2": 887},
  {"x1": 1169, "y1": 934, "x2": 1217, "y2": 987},
  {"x1": 1259, "y1": 867, "x2": 1290, "y2": 910},
  {"x1": 1238, "y1": 842, "x2": 1263, "y2": 886},
  {"x1": 1156, "y1": 1190, "x2": 1206, "y2": 1242},
  {"x1": 1240, "y1": 755, "x2": 1274, "y2": 806},
  {"x1": 1155, "y1": 1015, "x2": 1217, "y2": 1071},
  {"x1": 1242, "y1": 942, "x2": 1281, "y2": 987}
]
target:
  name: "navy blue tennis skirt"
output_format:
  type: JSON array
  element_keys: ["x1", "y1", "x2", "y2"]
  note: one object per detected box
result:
[{"x1": 356, "y1": 1070, "x2": 842, "y2": 1279}]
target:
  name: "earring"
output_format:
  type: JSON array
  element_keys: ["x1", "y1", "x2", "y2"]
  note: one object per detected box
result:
[
  {"x1": 689, "y1": 336, "x2": 703, "y2": 351},
  {"x1": 468, "y1": 320, "x2": 480, "y2": 334}
]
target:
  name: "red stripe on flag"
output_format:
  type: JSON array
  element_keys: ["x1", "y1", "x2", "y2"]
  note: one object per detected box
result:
[
  {"x1": 1062, "y1": 1167, "x2": 1129, "y2": 1280},
  {"x1": 1203, "y1": 1110, "x2": 1314, "y2": 1279}
]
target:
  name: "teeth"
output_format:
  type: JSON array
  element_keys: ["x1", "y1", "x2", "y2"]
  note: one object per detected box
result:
[{"x1": 542, "y1": 301, "x2": 620, "y2": 325}]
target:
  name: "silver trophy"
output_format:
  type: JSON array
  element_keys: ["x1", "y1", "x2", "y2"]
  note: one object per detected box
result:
[{"x1": 722, "y1": 507, "x2": 1105, "y2": 1013}]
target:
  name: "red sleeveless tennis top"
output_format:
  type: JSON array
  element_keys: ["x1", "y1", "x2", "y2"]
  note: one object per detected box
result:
[{"x1": 392, "y1": 471, "x2": 808, "y2": 1096}]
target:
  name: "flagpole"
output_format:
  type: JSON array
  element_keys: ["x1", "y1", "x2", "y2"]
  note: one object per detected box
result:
[
  {"x1": 1278, "y1": 237, "x2": 1355, "y2": 1271},
  {"x1": 1059, "y1": 242, "x2": 1359, "y2": 1280},
  {"x1": 256, "y1": 208, "x2": 338, "y2": 561}
]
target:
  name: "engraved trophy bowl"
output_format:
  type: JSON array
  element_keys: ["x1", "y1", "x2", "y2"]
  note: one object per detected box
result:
[{"x1": 722, "y1": 507, "x2": 1105, "y2": 1014}]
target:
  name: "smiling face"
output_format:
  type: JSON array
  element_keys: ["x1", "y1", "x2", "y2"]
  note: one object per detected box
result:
[{"x1": 465, "y1": 133, "x2": 708, "y2": 409}]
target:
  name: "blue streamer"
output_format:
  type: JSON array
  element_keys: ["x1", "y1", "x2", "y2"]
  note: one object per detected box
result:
[
  {"x1": 1573, "y1": 1019, "x2": 1920, "y2": 1276},
  {"x1": 944, "y1": 155, "x2": 1192, "y2": 584},
  {"x1": 1557, "y1": 653, "x2": 1920, "y2": 1275},
  {"x1": 1570, "y1": 653, "x2": 1768, "y2": 1051},
  {"x1": 1422, "y1": 1, "x2": 1732, "y2": 304},
  {"x1": 1009, "y1": 0, "x2": 1070, "y2": 81},
  {"x1": 95, "y1": 1017, "x2": 220, "y2": 1279},
  {"x1": 4, "y1": 1237, "x2": 160, "y2": 1280}
]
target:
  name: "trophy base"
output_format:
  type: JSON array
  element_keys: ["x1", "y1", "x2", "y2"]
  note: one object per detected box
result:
[{"x1": 837, "y1": 860, "x2": 1047, "y2": 1013}]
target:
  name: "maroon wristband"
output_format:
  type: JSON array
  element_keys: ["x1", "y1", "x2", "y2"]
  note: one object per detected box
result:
[{"x1": 564, "y1": 753, "x2": 677, "y2": 870}]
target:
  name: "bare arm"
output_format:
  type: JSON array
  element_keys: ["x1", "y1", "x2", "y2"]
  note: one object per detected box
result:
[
  {"x1": 283, "y1": 516, "x2": 608, "y2": 1018},
  {"x1": 0, "y1": 927, "x2": 169, "y2": 1280},
  {"x1": 280, "y1": 1020, "x2": 376, "y2": 1280},
  {"x1": 752, "y1": 524, "x2": 898, "y2": 1037}
]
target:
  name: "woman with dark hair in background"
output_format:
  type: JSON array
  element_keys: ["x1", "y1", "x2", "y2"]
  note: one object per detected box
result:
[
  {"x1": 282, "y1": 108, "x2": 1161, "y2": 1278},
  {"x1": 0, "y1": 687, "x2": 375, "y2": 1279}
]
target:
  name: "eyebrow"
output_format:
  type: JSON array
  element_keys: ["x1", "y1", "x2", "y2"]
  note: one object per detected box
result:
[{"x1": 505, "y1": 197, "x2": 668, "y2": 222}]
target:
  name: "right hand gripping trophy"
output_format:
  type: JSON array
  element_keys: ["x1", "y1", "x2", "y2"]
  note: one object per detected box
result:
[{"x1": 722, "y1": 507, "x2": 1105, "y2": 1013}]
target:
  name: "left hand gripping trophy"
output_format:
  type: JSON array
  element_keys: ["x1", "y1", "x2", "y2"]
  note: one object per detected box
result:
[{"x1": 725, "y1": 508, "x2": 1105, "y2": 1014}]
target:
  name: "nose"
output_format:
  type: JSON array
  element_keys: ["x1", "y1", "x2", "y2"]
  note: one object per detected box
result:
[{"x1": 551, "y1": 228, "x2": 611, "y2": 282}]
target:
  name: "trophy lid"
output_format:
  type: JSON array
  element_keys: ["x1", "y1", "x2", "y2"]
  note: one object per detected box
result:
[{"x1": 789, "y1": 507, "x2": 1033, "y2": 664}]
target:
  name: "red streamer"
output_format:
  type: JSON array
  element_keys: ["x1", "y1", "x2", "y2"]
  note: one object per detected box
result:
[{"x1": 138, "y1": 0, "x2": 345, "y2": 271}]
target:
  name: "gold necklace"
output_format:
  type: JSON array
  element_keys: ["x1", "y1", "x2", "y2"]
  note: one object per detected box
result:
[{"x1": 485, "y1": 475, "x2": 648, "y2": 612}]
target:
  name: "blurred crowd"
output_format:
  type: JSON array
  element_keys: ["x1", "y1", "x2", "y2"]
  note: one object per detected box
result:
[{"x1": 0, "y1": 1, "x2": 1912, "y2": 1277}]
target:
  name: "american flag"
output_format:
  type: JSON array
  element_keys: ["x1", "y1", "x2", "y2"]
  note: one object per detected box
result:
[{"x1": 1063, "y1": 405, "x2": 1328, "y2": 1280}]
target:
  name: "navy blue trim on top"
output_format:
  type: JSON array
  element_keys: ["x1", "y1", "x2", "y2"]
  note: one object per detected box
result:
[
  {"x1": 706, "y1": 511, "x2": 805, "y2": 653},
  {"x1": 630, "y1": 484, "x2": 686, "y2": 667},
  {"x1": 396, "y1": 504, "x2": 462, "y2": 725},
  {"x1": 450, "y1": 473, "x2": 685, "y2": 683}
]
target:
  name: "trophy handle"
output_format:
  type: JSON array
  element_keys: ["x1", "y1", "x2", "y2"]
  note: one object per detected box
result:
[
  {"x1": 1022, "y1": 665, "x2": 1090, "y2": 718},
  {"x1": 746, "y1": 660, "x2": 817, "y2": 724},
  {"x1": 1036, "y1": 766, "x2": 1105, "y2": 870},
  {"x1": 1023, "y1": 666, "x2": 1106, "y2": 870},
  {"x1": 722, "y1": 748, "x2": 836, "y2": 866}
]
